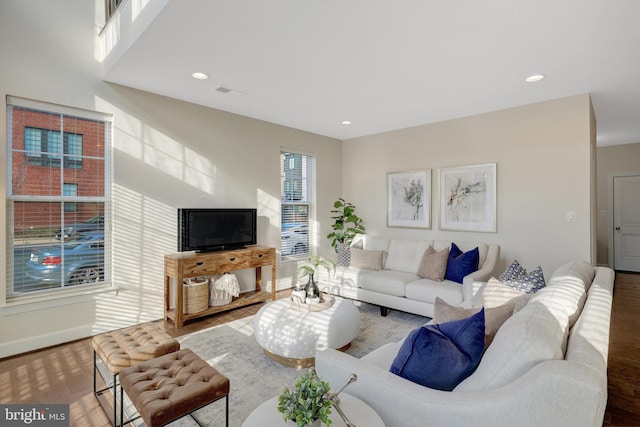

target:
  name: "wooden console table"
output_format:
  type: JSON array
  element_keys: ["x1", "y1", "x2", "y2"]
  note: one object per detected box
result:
[{"x1": 164, "y1": 245, "x2": 276, "y2": 328}]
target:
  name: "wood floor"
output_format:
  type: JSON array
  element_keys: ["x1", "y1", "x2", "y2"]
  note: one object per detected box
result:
[
  {"x1": 0, "y1": 276, "x2": 638, "y2": 426},
  {"x1": 604, "y1": 272, "x2": 640, "y2": 426}
]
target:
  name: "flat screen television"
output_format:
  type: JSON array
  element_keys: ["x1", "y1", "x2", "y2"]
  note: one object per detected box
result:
[{"x1": 178, "y1": 208, "x2": 257, "y2": 252}]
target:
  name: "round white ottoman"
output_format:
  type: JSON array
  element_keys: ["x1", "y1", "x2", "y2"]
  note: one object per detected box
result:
[{"x1": 253, "y1": 297, "x2": 361, "y2": 367}]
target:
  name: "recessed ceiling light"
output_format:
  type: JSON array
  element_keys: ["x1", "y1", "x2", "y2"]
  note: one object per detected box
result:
[
  {"x1": 341, "y1": 120, "x2": 352, "y2": 125},
  {"x1": 525, "y1": 74, "x2": 545, "y2": 83},
  {"x1": 191, "y1": 72, "x2": 208, "y2": 80}
]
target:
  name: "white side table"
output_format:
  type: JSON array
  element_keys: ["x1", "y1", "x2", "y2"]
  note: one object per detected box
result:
[
  {"x1": 242, "y1": 393, "x2": 385, "y2": 427},
  {"x1": 253, "y1": 297, "x2": 361, "y2": 367}
]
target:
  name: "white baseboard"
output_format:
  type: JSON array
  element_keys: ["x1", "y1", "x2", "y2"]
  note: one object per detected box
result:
[{"x1": 0, "y1": 325, "x2": 94, "y2": 359}]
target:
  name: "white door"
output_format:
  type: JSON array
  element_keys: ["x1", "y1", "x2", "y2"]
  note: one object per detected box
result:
[{"x1": 613, "y1": 175, "x2": 640, "y2": 271}]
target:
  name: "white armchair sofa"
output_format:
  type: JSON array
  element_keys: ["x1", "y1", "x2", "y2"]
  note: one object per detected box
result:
[
  {"x1": 318, "y1": 235, "x2": 500, "y2": 318},
  {"x1": 316, "y1": 261, "x2": 614, "y2": 427}
]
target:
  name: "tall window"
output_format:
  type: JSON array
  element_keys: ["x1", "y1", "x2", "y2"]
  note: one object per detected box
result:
[
  {"x1": 280, "y1": 150, "x2": 313, "y2": 257},
  {"x1": 6, "y1": 97, "x2": 112, "y2": 298}
]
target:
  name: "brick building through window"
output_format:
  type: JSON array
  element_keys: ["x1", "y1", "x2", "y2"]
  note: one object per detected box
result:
[
  {"x1": 10, "y1": 108, "x2": 105, "y2": 233},
  {"x1": 7, "y1": 97, "x2": 111, "y2": 295}
]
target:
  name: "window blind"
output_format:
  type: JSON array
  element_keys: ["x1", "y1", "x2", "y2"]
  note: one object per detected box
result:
[
  {"x1": 280, "y1": 150, "x2": 313, "y2": 257},
  {"x1": 6, "y1": 97, "x2": 112, "y2": 298}
]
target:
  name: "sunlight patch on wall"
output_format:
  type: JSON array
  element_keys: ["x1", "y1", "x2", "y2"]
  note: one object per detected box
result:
[
  {"x1": 95, "y1": 96, "x2": 216, "y2": 196},
  {"x1": 142, "y1": 125, "x2": 186, "y2": 181},
  {"x1": 257, "y1": 187, "x2": 280, "y2": 248},
  {"x1": 97, "y1": 8, "x2": 120, "y2": 62},
  {"x1": 258, "y1": 187, "x2": 291, "y2": 290},
  {"x1": 183, "y1": 146, "x2": 215, "y2": 194},
  {"x1": 131, "y1": 0, "x2": 153, "y2": 22},
  {"x1": 92, "y1": 184, "x2": 175, "y2": 332},
  {"x1": 95, "y1": 100, "x2": 143, "y2": 159}
]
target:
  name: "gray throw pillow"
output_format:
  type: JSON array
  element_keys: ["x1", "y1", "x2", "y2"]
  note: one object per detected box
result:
[
  {"x1": 350, "y1": 247, "x2": 385, "y2": 270},
  {"x1": 434, "y1": 297, "x2": 516, "y2": 349},
  {"x1": 417, "y1": 245, "x2": 449, "y2": 281}
]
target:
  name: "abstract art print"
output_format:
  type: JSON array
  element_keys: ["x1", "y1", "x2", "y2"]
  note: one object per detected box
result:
[
  {"x1": 387, "y1": 170, "x2": 431, "y2": 229},
  {"x1": 439, "y1": 163, "x2": 496, "y2": 232}
]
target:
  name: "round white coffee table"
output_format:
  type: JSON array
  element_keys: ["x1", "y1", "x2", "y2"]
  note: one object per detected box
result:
[
  {"x1": 253, "y1": 297, "x2": 360, "y2": 367},
  {"x1": 242, "y1": 393, "x2": 384, "y2": 427}
]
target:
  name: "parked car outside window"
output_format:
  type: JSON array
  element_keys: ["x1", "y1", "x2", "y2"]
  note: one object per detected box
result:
[
  {"x1": 55, "y1": 216, "x2": 104, "y2": 240},
  {"x1": 25, "y1": 232, "x2": 105, "y2": 288},
  {"x1": 281, "y1": 222, "x2": 309, "y2": 256}
]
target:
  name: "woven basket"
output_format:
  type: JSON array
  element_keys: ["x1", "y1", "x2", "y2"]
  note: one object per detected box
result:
[{"x1": 183, "y1": 279, "x2": 209, "y2": 314}]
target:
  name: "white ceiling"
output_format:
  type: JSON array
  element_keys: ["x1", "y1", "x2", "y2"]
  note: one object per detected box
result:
[{"x1": 103, "y1": 0, "x2": 640, "y2": 146}]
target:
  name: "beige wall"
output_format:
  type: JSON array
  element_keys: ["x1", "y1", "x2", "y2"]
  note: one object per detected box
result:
[
  {"x1": 343, "y1": 94, "x2": 596, "y2": 276},
  {"x1": 596, "y1": 143, "x2": 640, "y2": 265},
  {"x1": 0, "y1": 1, "x2": 342, "y2": 357},
  {"x1": 0, "y1": 0, "x2": 598, "y2": 357}
]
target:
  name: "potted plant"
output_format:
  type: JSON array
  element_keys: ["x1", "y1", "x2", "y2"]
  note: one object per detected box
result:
[
  {"x1": 278, "y1": 369, "x2": 333, "y2": 427},
  {"x1": 297, "y1": 255, "x2": 335, "y2": 301},
  {"x1": 326, "y1": 198, "x2": 366, "y2": 266}
]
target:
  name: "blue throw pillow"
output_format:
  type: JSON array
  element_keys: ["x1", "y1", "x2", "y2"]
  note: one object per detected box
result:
[
  {"x1": 444, "y1": 243, "x2": 479, "y2": 284},
  {"x1": 389, "y1": 309, "x2": 485, "y2": 391}
]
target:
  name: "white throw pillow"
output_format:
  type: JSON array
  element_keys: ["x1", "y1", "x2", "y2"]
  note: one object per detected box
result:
[
  {"x1": 385, "y1": 239, "x2": 431, "y2": 274},
  {"x1": 480, "y1": 277, "x2": 532, "y2": 311},
  {"x1": 548, "y1": 260, "x2": 595, "y2": 292}
]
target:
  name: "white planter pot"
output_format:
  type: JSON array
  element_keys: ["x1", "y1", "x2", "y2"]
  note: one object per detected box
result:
[
  {"x1": 336, "y1": 242, "x2": 351, "y2": 266},
  {"x1": 286, "y1": 419, "x2": 322, "y2": 427}
]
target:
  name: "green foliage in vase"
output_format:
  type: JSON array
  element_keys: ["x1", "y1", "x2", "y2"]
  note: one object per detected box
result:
[
  {"x1": 278, "y1": 370, "x2": 333, "y2": 426},
  {"x1": 326, "y1": 198, "x2": 366, "y2": 250},
  {"x1": 297, "y1": 255, "x2": 335, "y2": 281}
]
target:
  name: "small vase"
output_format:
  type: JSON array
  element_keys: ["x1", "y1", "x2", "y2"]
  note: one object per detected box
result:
[{"x1": 304, "y1": 275, "x2": 320, "y2": 300}]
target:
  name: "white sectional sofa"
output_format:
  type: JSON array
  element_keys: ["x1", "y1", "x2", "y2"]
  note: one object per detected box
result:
[
  {"x1": 318, "y1": 235, "x2": 500, "y2": 318},
  {"x1": 316, "y1": 261, "x2": 615, "y2": 427}
]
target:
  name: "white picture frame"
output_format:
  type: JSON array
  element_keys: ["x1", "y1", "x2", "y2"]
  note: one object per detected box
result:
[
  {"x1": 387, "y1": 170, "x2": 431, "y2": 229},
  {"x1": 439, "y1": 163, "x2": 497, "y2": 232}
]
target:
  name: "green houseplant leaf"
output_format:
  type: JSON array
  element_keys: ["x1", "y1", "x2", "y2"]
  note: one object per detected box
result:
[
  {"x1": 297, "y1": 255, "x2": 335, "y2": 281},
  {"x1": 278, "y1": 370, "x2": 333, "y2": 426},
  {"x1": 326, "y1": 198, "x2": 366, "y2": 251}
]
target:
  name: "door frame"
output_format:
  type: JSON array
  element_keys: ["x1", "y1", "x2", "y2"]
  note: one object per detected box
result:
[{"x1": 608, "y1": 171, "x2": 640, "y2": 269}]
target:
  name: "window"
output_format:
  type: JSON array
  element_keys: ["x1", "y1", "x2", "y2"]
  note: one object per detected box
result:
[
  {"x1": 6, "y1": 96, "x2": 112, "y2": 298},
  {"x1": 23, "y1": 127, "x2": 83, "y2": 169},
  {"x1": 280, "y1": 150, "x2": 313, "y2": 257},
  {"x1": 63, "y1": 184, "x2": 78, "y2": 212},
  {"x1": 105, "y1": 0, "x2": 124, "y2": 24}
]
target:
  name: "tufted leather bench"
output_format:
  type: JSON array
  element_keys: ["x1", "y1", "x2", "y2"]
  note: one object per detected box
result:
[
  {"x1": 119, "y1": 348, "x2": 229, "y2": 427},
  {"x1": 92, "y1": 323, "x2": 180, "y2": 425}
]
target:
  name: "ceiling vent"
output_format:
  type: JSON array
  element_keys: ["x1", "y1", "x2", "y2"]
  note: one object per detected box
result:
[{"x1": 215, "y1": 86, "x2": 232, "y2": 94}]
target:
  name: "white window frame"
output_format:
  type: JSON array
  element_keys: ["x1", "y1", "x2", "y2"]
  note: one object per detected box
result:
[
  {"x1": 4, "y1": 96, "x2": 113, "y2": 306},
  {"x1": 280, "y1": 148, "x2": 316, "y2": 259}
]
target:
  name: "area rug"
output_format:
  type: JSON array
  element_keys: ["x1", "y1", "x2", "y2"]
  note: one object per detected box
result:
[{"x1": 167, "y1": 300, "x2": 427, "y2": 427}]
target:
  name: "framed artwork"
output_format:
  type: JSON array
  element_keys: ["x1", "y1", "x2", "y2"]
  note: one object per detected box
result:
[
  {"x1": 439, "y1": 163, "x2": 497, "y2": 232},
  {"x1": 387, "y1": 170, "x2": 431, "y2": 229}
]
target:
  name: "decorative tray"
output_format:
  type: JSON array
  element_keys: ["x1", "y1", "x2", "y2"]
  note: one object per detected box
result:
[{"x1": 290, "y1": 289, "x2": 334, "y2": 312}]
